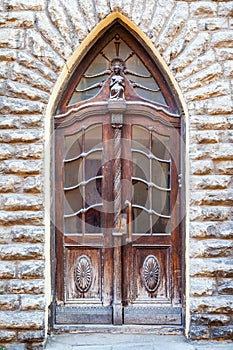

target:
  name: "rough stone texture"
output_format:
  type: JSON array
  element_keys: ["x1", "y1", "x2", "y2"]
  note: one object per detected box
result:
[
  {"x1": 11, "y1": 226, "x2": 44, "y2": 243},
  {"x1": 7, "y1": 279, "x2": 44, "y2": 294},
  {"x1": 18, "y1": 330, "x2": 44, "y2": 342},
  {"x1": 190, "y1": 277, "x2": 216, "y2": 297},
  {"x1": 0, "y1": 310, "x2": 44, "y2": 329},
  {"x1": 191, "y1": 314, "x2": 231, "y2": 326},
  {"x1": 0, "y1": 294, "x2": 20, "y2": 310},
  {"x1": 0, "y1": 160, "x2": 42, "y2": 174},
  {"x1": 190, "y1": 222, "x2": 233, "y2": 239},
  {"x1": 18, "y1": 260, "x2": 45, "y2": 279},
  {"x1": 0, "y1": 0, "x2": 232, "y2": 347},
  {"x1": 218, "y1": 278, "x2": 233, "y2": 295},
  {"x1": 0, "y1": 11, "x2": 35, "y2": 28},
  {"x1": 3, "y1": 0, "x2": 46, "y2": 11},
  {"x1": 190, "y1": 258, "x2": 233, "y2": 277},
  {"x1": 191, "y1": 296, "x2": 233, "y2": 314},
  {"x1": 21, "y1": 295, "x2": 45, "y2": 310},
  {"x1": 0, "y1": 261, "x2": 16, "y2": 278},
  {"x1": 0, "y1": 330, "x2": 17, "y2": 342}
]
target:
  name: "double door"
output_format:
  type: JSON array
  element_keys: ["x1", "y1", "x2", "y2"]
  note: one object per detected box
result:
[{"x1": 54, "y1": 105, "x2": 182, "y2": 326}]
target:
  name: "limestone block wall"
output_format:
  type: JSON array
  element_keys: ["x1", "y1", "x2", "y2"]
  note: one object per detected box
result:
[{"x1": 0, "y1": 0, "x2": 232, "y2": 348}]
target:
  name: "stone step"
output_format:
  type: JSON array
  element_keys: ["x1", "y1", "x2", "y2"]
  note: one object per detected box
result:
[{"x1": 44, "y1": 334, "x2": 233, "y2": 350}]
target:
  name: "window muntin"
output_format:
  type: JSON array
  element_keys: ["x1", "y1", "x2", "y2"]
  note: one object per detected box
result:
[
  {"x1": 63, "y1": 124, "x2": 103, "y2": 235},
  {"x1": 131, "y1": 125, "x2": 171, "y2": 234}
]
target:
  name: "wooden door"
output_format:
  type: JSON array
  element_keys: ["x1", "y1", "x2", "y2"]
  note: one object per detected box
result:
[
  {"x1": 55, "y1": 115, "x2": 115, "y2": 325},
  {"x1": 53, "y1": 21, "x2": 183, "y2": 328},
  {"x1": 121, "y1": 114, "x2": 181, "y2": 325}
]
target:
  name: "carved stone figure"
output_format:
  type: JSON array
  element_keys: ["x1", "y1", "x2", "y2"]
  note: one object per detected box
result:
[{"x1": 110, "y1": 62, "x2": 125, "y2": 100}]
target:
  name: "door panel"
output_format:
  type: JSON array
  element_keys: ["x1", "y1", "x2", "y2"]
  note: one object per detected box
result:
[
  {"x1": 123, "y1": 244, "x2": 182, "y2": 325},
  {"x1": 55, "y1": 109, "x2": 181, "y2": 326},
  {"x1": 65, "y1": 247, "x2": 101, "y2": 301}
]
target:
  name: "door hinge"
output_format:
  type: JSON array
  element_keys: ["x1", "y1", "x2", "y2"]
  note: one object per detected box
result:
[{"x1": 178, "y1": 173, "x2": 182, "y2": 188}]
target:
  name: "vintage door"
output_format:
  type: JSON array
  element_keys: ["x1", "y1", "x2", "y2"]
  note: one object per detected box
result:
[{"x1": 53, "y1": 21, "x2": 183, "y2": 327}]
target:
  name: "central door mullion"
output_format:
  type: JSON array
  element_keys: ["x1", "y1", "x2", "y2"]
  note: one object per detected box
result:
[
  {"x1": 109, "y1": 101, "x2": 126, "y2": 325},
  {"x1": 113, "y1": 123, "x2": 123, "y2": 325}
]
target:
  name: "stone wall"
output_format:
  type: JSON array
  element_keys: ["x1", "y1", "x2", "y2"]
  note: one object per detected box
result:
[{"x1": 0, "y1": 0, "x2": 232, "y2": 348}]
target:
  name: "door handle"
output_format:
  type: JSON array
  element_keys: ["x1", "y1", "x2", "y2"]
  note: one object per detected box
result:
[{"x1": 125, "y1": 200, "x2": 132, "y2": 243}]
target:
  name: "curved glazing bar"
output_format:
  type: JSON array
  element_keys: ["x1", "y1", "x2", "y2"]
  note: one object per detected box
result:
[
  {"x1": 132, "y1": 176, "x2": 171, "y2": 191},
  {"x1": 132, "y1": 204, "x2": 171, "y2": 219},
  {"x1": 64, "y1": 203, "x2": 103, "y2": 218},
  {"x1": 131, "y1": 148, "x2": 171, "y2": 164},
  {"x1": 64, "y1": 147, "x2": 103, "y2": 163},
  {"x1": 64, "y1": 175, "x2": 103, "y2": 191}
]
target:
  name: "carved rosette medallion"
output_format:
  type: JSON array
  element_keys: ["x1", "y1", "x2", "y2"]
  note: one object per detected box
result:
[
  {"x1": 74, "y1": 255, "x2": 93, "y2": 293},
  {"x1": 142, "y1": 255, "x2": 160, "y2": 293}
]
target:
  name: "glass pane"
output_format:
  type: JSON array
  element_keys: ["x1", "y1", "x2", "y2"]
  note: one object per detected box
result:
[
  {"x1": 78, "y1": 74, "x2": 108, "y2": 93},
  {"x1": 152, "y1": 160, "x2": 170, "y2": 189},
  {"x1": 85, "y1": 179, "x2": 102, "y2": 208},
  {"x1": 85, "y1": 125, "x2": 102, "y2": 152},
  {"x1": 126, "y1": 53, "x2": 166, "y2": 104},
  {"x1": 152, "y1": 187, "x2": 170, "y2": 216},
  {"x1": 85, "y1": 207, "x2": 102, "y2": 234},
  {"x1": 127, "y1": 54, "x2": 150, "y2": 76},
  {"x1": 132, "y1": 207, "x2": 150, "y2": 234},
  {"x1": 65, "y1": 215, "x2": 82, "y2": 234},
  {"x1": 64, "y1": 132, "x2": 82, "y2": 160},
  {"x1": 64, "y1": 158, "x2": 83, "y2": 188},
  {"x1": 86, "y1": 54, "x2": 109, "y2": 75},
  {"x1": 68, "y1": 55, "x2": 109, "y2": 105},
  {"x1": 69, "y1": 87, "x2": 102, "y2": 105},
  {"x1": 152, "y1": 216, "x2": 170, "y2": 234},
  {"x1": 85, "y1": 151, "x2": 102, "y2": 180},
  {"x1": 132, "y1": 152, "x2": 149, "y2": 182},
  {"x1": 104, "y1": 39, "x2": 131, "y2": 61},
  {"x1": 64, "y1": 187, "x2": 83, "y2": 216},
  {"x1": 134, "y1": 86, "x2": 166, "y2": 105},
  {"x1": 152, "y1": 133, "x2": 170, "y2": 161},
  {"x1": 125, "y1": 49, "x2": 166, "y2": 104},
  {"x1": 132, "y1": 180, "x2": 149, "y2": 208},
  {"x1": 132, "y1": 126, "x2": 150, "y2": 153}
]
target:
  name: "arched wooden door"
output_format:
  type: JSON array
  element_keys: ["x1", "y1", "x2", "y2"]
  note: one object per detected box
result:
[{"x1": 53, "y1": 20, "x2": 183, "y2": 328}]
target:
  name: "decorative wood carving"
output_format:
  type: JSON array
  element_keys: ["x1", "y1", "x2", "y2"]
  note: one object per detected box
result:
[
  {"x1": 111, "y1": 101, "x2": 124, "y2": 324},
  {"x1": 142, "y1": 255, "x2": 160, "y2": 293},
  {"x1": 110, "y1": 59, "x2": 125, "y2": 100},
  {"x1": 74, "y1": 255, "x2": 93, "y2": 293},
  {"x1": 113, "y1": 126, "x2": 122, "y2": 233}
]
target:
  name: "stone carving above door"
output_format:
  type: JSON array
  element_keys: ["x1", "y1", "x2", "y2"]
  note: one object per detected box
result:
[
  {"x1": 142, "y1": 255, "x2": 160, "y2": 293},
  {"x1": 74, "y1": 255, "x2": 93, "y2": 293}
]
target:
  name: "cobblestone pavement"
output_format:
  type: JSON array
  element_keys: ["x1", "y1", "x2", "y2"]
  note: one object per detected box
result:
[{"x1": 44, "y1": 334, "x2": 233, "y2": 350}]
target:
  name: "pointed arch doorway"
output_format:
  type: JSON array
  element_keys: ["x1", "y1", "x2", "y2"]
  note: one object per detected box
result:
[{"x1": 52, "y1": 17, "x2": 184, "y2": 329}]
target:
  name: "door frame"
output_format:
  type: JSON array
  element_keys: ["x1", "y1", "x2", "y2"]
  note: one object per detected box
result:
[
  {"x1": 45, "y1": 13, "x2": 188, "y2": 334},
  {"x1": 50, "y1": 100, "x2": 184, "y2": 331}
]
